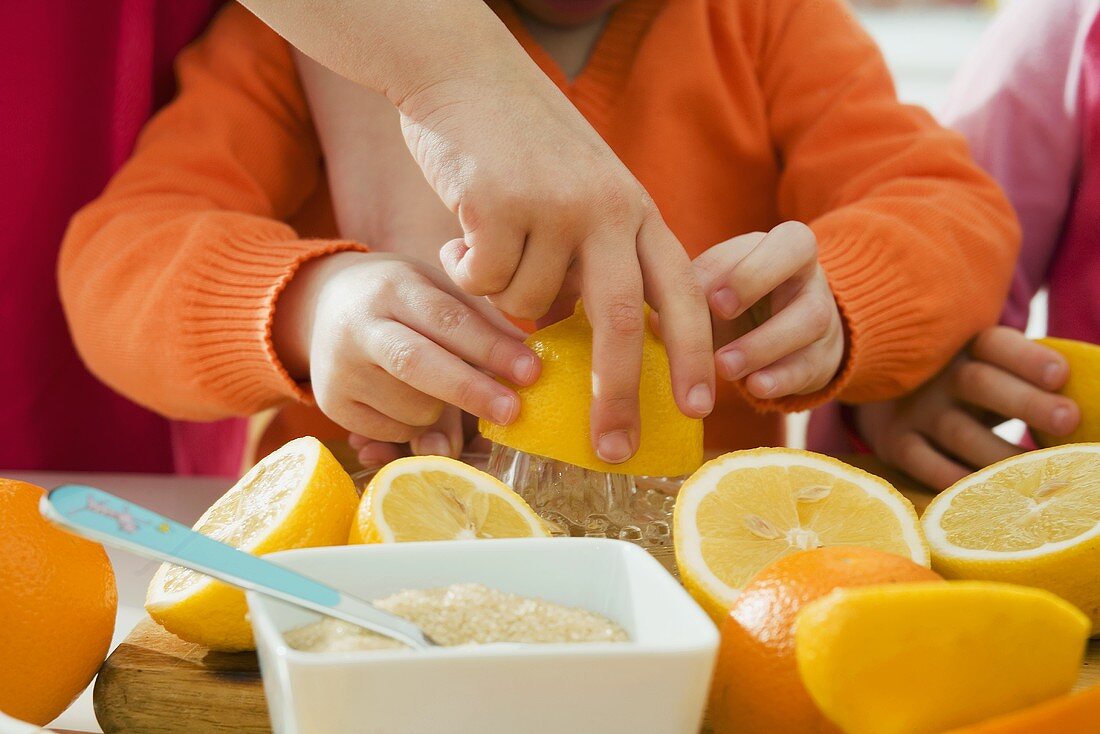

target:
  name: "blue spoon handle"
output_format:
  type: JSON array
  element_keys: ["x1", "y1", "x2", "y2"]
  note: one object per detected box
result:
[{"x1": 41, "y1": 484, "x2": 435, "y2": 648}]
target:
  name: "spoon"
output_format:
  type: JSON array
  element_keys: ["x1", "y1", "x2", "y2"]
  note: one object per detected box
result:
[{"x1": 40, "y1": 484, "x2": 438, "y2": 650}]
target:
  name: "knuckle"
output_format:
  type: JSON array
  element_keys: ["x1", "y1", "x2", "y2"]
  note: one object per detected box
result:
[
  {"x1": 453, "y1": 376, "x2": 485, "y2": 413},
  {"x1": 602, "y1": 300, "x2": 646, "y2": 339},
  {"x1": 952, "y1": 360, "x2": 992, "y2": 397},
  {"x1": 482, "y1": 332, "x2": 517, "y2": 371},
  {"x1": 384, "y1": 341, "x2": 421, "y2": 382},
  {"x1": 595, "y1": 182, "x2": 641, "y2": 226},
  {"x1": 434, "y1": 303, "x2": 471, "y2": 335},
  {"x1": 596, "y1": 392, "x2": 638, "y2": 417},
  {"x1": 467, "y1": 262, "x2": 513, "y2": 296}
]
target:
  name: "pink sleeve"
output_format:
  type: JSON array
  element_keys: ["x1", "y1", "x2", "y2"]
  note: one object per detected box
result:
[{"x1": 940, "y1": 0, "x2": 1094, "y2": 330}]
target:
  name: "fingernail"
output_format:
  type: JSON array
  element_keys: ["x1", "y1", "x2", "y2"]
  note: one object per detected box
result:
[
  {"x1": 490, "y1": 395, "x2": 518, "y2": 425},
  {"x1": 513, "y1": 354, "x2": 538, "y2": 385},
  {"x1": 597, "y1": 431, "x2": 633, "y2": 464},
  {"x1": 1042, "y1": 361, "x2": 1065, "y2": 389},
  {"x1": 413, "y1": 431, "x2": 451, "y2": 457},
  {"x1": 754, "y1": 372, "x2": 777, "y2": 397},
  {"x1": 686, "y1": 383, "x2": 713, "y2": 416},
  {"x1": 1052, "y1": 405, "x2": 1076, "y2": 434},
  {"x1": 718, "y1": 349, "x2": 746, "y2": 380},
  {"x1": 711, "y1": 288, "x2": 739, "y2": 319}
]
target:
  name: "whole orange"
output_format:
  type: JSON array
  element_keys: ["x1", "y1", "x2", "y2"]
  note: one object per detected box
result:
[
  {"x1": 0, "y1": 479, "x2": 117, "y2": 725},
  {"x1": 709, "y1": 546, "x2": 942, "y2": 734}
]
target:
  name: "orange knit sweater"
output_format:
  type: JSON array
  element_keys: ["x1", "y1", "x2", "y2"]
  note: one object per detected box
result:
[{"x1": 59, "y1": 0, "x2": 1019, "y2": 456}]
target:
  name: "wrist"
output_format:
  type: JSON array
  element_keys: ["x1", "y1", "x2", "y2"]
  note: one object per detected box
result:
[
  {"x1": 272, "y1": 251, "x2": 367, "y2": 381},
  {"x1": 387, "y1": 27, "x2": 537, "y2": 119}
]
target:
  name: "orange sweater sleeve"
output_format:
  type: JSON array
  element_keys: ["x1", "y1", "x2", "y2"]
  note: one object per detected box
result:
[
  {"x1": 747, "y1": 0, "x2": 1020, "y2": 409},
  {"x1": 58, "y1": 5, "x2": 366, "y2": 421}
]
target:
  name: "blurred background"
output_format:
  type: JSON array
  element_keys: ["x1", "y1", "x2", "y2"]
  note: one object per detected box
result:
[{"x1": 853, "y1": 0, "x2": 1000, "y2": 110}]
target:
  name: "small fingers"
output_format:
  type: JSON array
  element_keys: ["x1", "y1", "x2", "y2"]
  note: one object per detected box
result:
[
  {"x1": 884, "y1": 431, "x2": 970, "y2": 492},
  {"x1": 393, "y1": 281, "x2": 539, "y2": 386},
  {"x1": 971, "y1": 326, "x2": 1069, "y2": 390},
  {"x1": 355, "y1": 439, "x2": 407, "y2": 468},
  {"x1": 716, "y1": 285, "x2": 835, "y2": 382},
  {"x1": 638, "y1": 214, "x2": 714, "y2": 418},
  {"x1": 699, "y1": 222, "x2": 817, "y2": 320},
  {"x1": 440, "y1": 223, "x2": 524, "y2": 295},
  {"x1": 322, "y1": 396, "x2": 421, "y2": 444},
  {"x1": 742, "y1": 339, "x2": 838, "y2": 399},
  {"x1": 367, "y1": 320, "x2": 521, "y2": 426},
  {"x1": 928, "y1": 408, "x2": 1022, "y2": 470},
  {"x1": 581, "y1": 235, "x2": 645, "y2": 464},
  {"x1": 352, "y1": 364, "x2": 445, "y2": 427},
  {"x1": 410, "y1": 405, "x2": 464, "y2": 458},
  {"x1": 489, "y1": 231, "x2": 575, "y2": 321},
  {"x1": 951, "y1": 359, "x2": 1080, "y2": 436}
]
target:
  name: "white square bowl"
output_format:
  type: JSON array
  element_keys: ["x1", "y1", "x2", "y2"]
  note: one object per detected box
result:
[{"x1": 247, "y1": 538, "x2": 718, "y2": 734}]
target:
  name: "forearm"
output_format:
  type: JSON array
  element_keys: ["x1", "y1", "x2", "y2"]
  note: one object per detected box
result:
[
  {"x1": 295, "y1": 54, "x2": 461, "y2": 265},
  {"x1": 238, "y1": 0, "x2": 530, "y2": 111}
]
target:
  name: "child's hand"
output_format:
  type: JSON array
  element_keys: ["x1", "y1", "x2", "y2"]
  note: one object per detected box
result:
[
  {"x1": 693, "y1": 222, "x2": 844, "y2": 399},
  {"x1": 272, "y1": 252, "x2": 539, "y2": 446},
  {"x1": 399, "y1": 73, "x2": 715, "y2": 465},
  {"x1": 349, "y1": 404, "x2": 489, "y2": 466},
  {"x1": 855, "y1": 327, "x2": 1081, "y2": 490}
]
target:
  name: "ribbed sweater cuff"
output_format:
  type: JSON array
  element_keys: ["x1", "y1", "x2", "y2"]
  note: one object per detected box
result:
[{"x1": 181, "y1": 235, "x2": 369, "y2": 414}]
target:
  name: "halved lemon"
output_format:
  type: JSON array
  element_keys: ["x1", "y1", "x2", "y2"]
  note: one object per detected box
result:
[
  {"x1": 674, "y1": 448, "x2": 928, "y2": 622},
  {"x1": 146, "y1": 437, "x2": 358, "y2": 651},
  {"x1": 922, "y1": 443, "x2": 1100, "y2": 632},
  {"x1": 349, "y1": 455, "x2": 550, "y2": 543}
]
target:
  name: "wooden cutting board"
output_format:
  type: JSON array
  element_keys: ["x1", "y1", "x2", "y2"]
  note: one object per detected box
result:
[{"x1": 91, "y1": 458, "x2": 1099, "y2": 733}]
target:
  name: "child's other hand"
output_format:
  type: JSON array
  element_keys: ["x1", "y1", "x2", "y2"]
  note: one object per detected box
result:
[
  {"x1": 398, "y1": 73, "x2": 714, "y2": 465},
  {"x1": 855, "y1": 327, "x2": 1081, "y2": 490},
  {"x1": 272, "y1": 252, "x2": 539, "y2": 446},
  {"x1": 694, "y1": 222, "x2": 844, "y2": 399}
]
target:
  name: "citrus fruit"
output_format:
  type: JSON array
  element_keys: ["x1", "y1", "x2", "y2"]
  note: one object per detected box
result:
[
  {"x1": 795, "y1": 581, "x2": 1090, "y2": 734},
  {"x1": 942, "y1": 684, "x2": 1100, "y2": 734},
  {"x1": 350, "y1": 455, "x2": 549, "y2": 543},
  {"x1": 673, "y1": 448, "x2": 928, "y2": 622},
  {"x1": 479, "y1": 301, "x2": 703, "y2": 477},
  {"x1": 710, "y1": 547, "x2": 941, "y2": 734},
  {"x1": 1033, "y1": 337, "x2": 1100, "y2": 447},
  {"x1": 0, "y1": 479, "x2": 117, "y2": 725},
  {"x1": 921, "y1": 444, "x2": 1100, "y2": 632},
  {"x1": 146, "y1": 436, "x2": 357, "y2": 651}
]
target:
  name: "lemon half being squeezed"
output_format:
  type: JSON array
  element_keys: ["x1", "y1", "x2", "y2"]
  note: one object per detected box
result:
[{"x1": 479, "y1": 302, "x2": 703, "y2": 477}]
